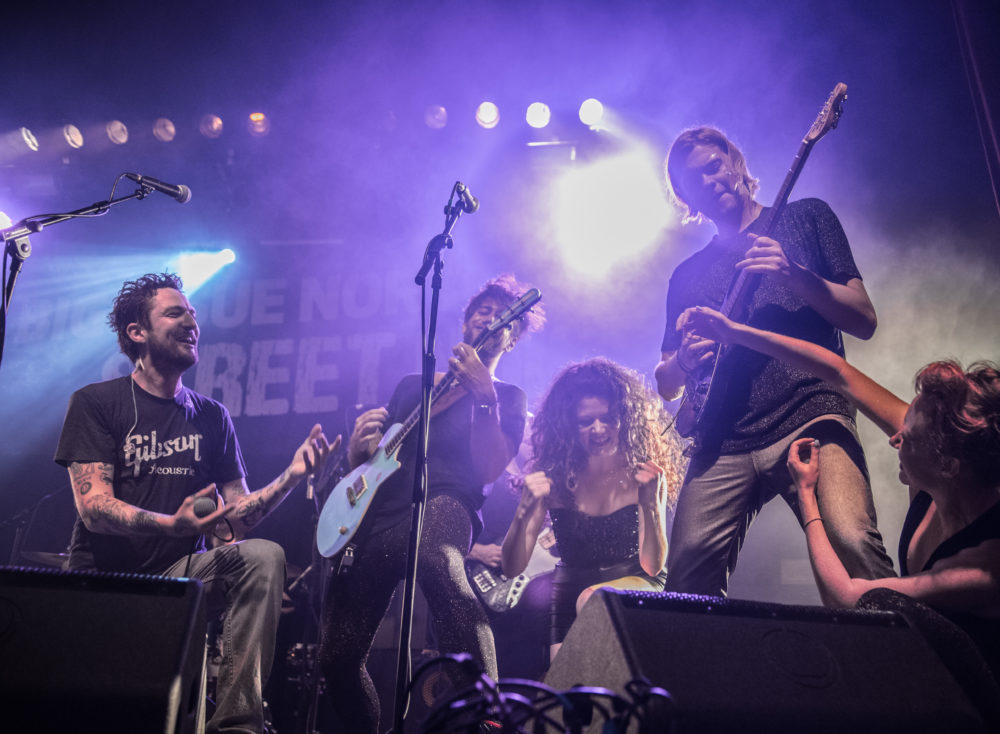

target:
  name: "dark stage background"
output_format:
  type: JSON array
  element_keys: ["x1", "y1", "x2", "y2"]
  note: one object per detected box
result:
[{"x1": 2, "y1": 0, "x2": 998, "y2": 612}]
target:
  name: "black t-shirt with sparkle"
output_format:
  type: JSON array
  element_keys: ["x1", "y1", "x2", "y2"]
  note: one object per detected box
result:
[{"x1": 662, "y1": 198, "x2": 862, "y2": 454}]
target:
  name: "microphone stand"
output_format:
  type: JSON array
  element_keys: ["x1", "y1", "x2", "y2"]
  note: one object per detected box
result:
[
  {"x1": 392, "y1": 187, "x2": 467, "y2": 733},
  {"x1": 0, "y1": 184, "x2": 156, "y2": 373}
]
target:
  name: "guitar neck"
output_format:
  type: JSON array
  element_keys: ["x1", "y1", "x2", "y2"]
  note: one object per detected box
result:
[
  {"x1": 719, "y1": 136, "x2": 816, "y2": 322},
  {"x1": 382, "y1": 340, "x2": 492, "y2": 457}
]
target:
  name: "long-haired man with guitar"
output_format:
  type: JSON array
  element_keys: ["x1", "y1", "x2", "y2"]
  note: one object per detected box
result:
[
  {"x1": 319, "y1": 275, "x2": 542, "y2": 734},
  {"x1": 654, "y1": 124, "x2": 895, "y2": 597}
]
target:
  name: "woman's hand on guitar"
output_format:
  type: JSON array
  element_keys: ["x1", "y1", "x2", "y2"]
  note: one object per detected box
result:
[
  {"x1": 680, "y1": 306, "x2": 737, "y2": 345},
  {"x1": 675, "y1": 310, "x2": 718, "y2": 374},
  {"x1": 348, "y1": 407, "x2": 388, "y2": 469}
]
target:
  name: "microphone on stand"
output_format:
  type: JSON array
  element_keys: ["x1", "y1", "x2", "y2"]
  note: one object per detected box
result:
[
  {"x1": 125, "y1": 173, "x2": 192, "y2": 204},
  {"x1": 455, "y1": 182, "x2": 479, "y2": 213}
]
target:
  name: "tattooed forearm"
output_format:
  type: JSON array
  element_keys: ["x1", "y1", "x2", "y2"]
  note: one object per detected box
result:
[
  {"x1": 87, "y1": 495, "x2": 162, "y2": 534},
  {"x1": 68, "y1": 461, "x2": 164, "y2": 535},
  {"x1": 233, "y1": 469, "x2": 296, "y2": 530},
  {"x1": 235, "y1": 496, "x2": 267, "y2": 528}
]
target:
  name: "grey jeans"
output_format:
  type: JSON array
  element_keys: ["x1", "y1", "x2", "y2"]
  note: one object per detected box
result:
[
  {"x1": 164, "y1": 538, "x2": 285, "y2": 734},
  {"x1": 664, "y1": 414, "x2": 896, "y2": 597}
]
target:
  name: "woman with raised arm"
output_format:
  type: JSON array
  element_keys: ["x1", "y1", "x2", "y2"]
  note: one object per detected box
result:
[
  {"x1": 501, "y1": 358, "x2": 685, "y2": 660},
  {"x1": 680, "y1": 306, "x2": 1000, "y2": 673}
]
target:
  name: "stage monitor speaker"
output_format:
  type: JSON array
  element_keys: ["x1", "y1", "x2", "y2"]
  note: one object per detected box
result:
[
  {"x1": 0, "y1": 566, "x2": 207, "y2": 734},
  {"x1": 544, "y1": 590, "x2": 984, "y2": 734}
]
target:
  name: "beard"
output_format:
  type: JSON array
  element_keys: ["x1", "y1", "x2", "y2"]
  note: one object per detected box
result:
[{"x1": 146, "y1": 332, "x2": 198, "y2": 372}]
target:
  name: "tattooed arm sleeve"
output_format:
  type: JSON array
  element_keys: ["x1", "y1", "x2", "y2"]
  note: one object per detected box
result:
[
  {"x1": 223, "y1": 470, "x2": 296, "y2": 538},
  {"x1": 68, "y1": 461, "x2": 168, "y2": 536}
]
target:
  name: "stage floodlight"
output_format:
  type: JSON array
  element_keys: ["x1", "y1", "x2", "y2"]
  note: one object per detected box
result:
[
  {"x1": 579, "y1": 98, "x2": 605, "y2": 127},
  {"x1": 475, "y1": 102, "x2": 500, "y2": 129},
  {"x1": 248, "y1": 112, "x2": 270, "y2": 137},
  {"x1": 200, "y1": 114, "x2": 224, "y2": 139},
  {"x1": 526, "y1": 102, "x2": 551, "y2": 129},
  {"x1": 552, "y1": 150, "x2": 671, "y2": 278},
  {"x1": 63, "y1": 125, "x2": 84, "y2": 149},
  {"x1": 106, "y1": 120, "x2": 128, "y2": 145},
  {"x1": 424, "y1": 105, "x2": 448, "y2": 130},
  {"x1": 173, "y1": 248, "x2": 237, "y2": 293},
  {"x1": 0, "y1": 127, "x2": 39, "y2": 163},
  {"x1": 152, "y1": 118, "x2": 176, "y2": 142}
]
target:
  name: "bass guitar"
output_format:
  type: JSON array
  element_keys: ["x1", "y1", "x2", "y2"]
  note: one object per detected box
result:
[
  {"x1": 674, "y1": 82, "x2": 849, "y2": 443},
  {"x1": 316, "y1": 288, "x2": 543, "y2": 558},
  {"x1": 467, "y1": 527, "x2": 557, "y2": 614}
]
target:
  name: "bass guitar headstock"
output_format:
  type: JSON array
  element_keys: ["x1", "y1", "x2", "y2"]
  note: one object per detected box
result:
[{"x1": 804, "y1": 82, "x2": 848, "y2": 144}]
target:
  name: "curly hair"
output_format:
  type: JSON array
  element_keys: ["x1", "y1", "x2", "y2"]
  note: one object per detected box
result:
[
  {"x1": 530, "y1": 358, "x2": 686, "y2": 508},
  {"x1": 108, "y1": 273, "x2": 185, "y2": 363},
  {"x1": 664, "y1": 126, "x2": 759, "y2": 225},
  {"x1": 913, "y1": 360, "x2": 1000, "y2": 487},
  {"x1": 463, "y1": 274, "x2": 546, "y2": 342}
]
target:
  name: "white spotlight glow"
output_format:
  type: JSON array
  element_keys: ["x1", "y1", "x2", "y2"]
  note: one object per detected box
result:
[
  {"x1": 173, "y1": 249, "x2": 237, "y2": 293},
  {"x1": 551, "y1": 150, "x2": 672, "y2": 278},
  {"x1": 526, "y1": 102, "x2": 551, "y2": 129},
  {"x1": 579, "y1": 98, "x2": 605, "y2": 127},
  {"x1": 475, "y1": 102, "x2": 500, "y2": 129}
]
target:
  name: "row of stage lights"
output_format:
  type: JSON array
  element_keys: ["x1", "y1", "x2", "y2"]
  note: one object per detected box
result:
[
  {"x1": 2, "y1": 99, "x2": 608, "y2": 164},
  {"x1": 0, "y1": 113, "x2": 273, "y2": 163},
  {"x1": 434, "y1": 98, "x2": 606, "y2": 130}
]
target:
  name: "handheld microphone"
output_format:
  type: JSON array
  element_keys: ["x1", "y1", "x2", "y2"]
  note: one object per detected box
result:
[
  {"x1": 455, "y1": 181, "x2": 479, "y2": 213},
  {"x1": 126, "y1": 173, "x2": 192, "y2": 204},
  {"x1": 192, "y1": 496, "x2": 217, "y2": 518}
]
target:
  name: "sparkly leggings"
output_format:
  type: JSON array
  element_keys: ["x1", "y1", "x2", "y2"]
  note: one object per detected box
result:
[{"x1": 319, "y1": 494, "x2": 497, "y2": 734}]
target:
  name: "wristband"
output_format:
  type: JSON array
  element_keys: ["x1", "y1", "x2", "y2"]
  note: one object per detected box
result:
[{"x1": 803, "y1": 517, "x2": 823, "y2": 529}]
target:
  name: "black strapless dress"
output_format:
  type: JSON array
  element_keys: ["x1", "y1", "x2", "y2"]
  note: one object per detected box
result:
[{"x1": 548, "y1": 504, "x2": 667, "y2": 644}]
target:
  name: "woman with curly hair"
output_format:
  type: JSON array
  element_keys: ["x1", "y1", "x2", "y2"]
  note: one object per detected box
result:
[
  {"x1": 501, "y1": 358, "x2": 685, "y2": 660},
  {"x1": 680, "y1": 306, "x2": 1000, "y2": 679}
]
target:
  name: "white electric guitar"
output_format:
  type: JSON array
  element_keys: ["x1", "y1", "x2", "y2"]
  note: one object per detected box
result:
[{"x1": 316, "y1": 288, "x2": 542, "y2": 558}]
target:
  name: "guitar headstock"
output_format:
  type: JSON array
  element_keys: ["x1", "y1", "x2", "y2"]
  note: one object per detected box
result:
[
  {"x1": 483, "y1": 288, "x2": 542, "y2": 336},
  {"x1": 804, "y1": 82, "x2": 848, "y2": 144}
]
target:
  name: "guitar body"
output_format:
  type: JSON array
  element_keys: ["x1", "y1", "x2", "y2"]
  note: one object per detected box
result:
[
  {"x1": 467, "y1": 544, "x2": 557, "y2": 614},
  {"x1": 316, "y1": 423, "x2": 403, "y2": 557},
  {"x1": 673, "y1": 358, "x2": 718, "y2": 439}
]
